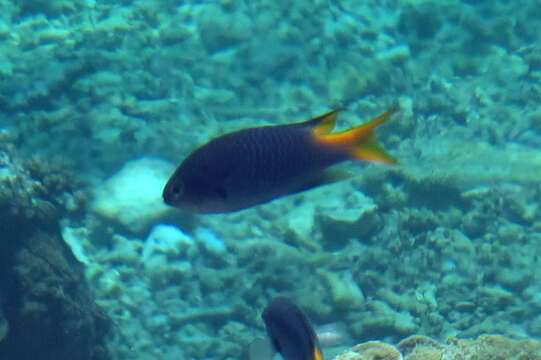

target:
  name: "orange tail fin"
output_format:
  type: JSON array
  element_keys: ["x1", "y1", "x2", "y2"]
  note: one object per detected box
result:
[{"x1": 314, "y1": 108, "x2": 398, "y2": 164}]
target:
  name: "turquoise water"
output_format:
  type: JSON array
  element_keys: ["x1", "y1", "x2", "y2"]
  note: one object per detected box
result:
[{"x1": 1, "y1": 0, "x2": 540, "y2": 359}]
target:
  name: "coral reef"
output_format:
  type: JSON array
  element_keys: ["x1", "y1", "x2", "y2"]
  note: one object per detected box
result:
[
  {"x1": 397, "y1": 334, "x2": 541, "y2": 360},
  {"x1": 1, "y1": 0, "x2": 541, "y2": 359},
  {"x1": 335, "y1": 334, "x2": 541, "y2": 360},
  {"x1": 0, "y1": 145, "x2": 110, "y2": 360}
]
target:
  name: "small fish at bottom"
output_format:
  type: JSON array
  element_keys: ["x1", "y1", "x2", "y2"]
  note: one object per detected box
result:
[{"x1": 250, "y1": 297, "x2": 351, "y2": 360}]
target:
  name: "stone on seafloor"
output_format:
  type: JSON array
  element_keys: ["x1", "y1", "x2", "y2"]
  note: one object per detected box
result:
[
  {"x1": 91, "y1": 157, "x2": 176, "y2": 234},
  {"x1": 334, "y1": 341, "x2": 402, "y2": 360},
  {"x1": 141, "y1": 225, "x2": 197, "y2": 289},
  {"x1": 318, "y1": 191, "x2": 377, "y2": 223},
  {"x1": 142, "y1": 224, "x2": 196, "y2": 262},
  {"x1": 329, "y1": 62, "x2": 380, "y2": 102},
  {"x1": 197, "y1": 4, "x2": 251, "y2": 53},
  {"x1": 96, "y1": 268, "x2": 123, "y2": 298},
  {"x1": 287, "y1": 200, "x2": 316, "y2": 239},
  {"x1": 315, "y1": 322, "x2": 351, "y2": 348},
  {"x1": 494, "y1": 265, "x2": 533, "y2": 293},
  {"x1": 168, "y1": 306, "x2": 236, "y2": 327},
  {"x1": 317, "y1": 269, "x2": 364, "y2": 310},
  {"x1": 316, "y1": 188, "x2": 379, "y2": 250},
  {"x1": 196, "y1": 227, "x2": 227, "y2": 255},
  {"x1": 352, "y1": 300, "x2": 418, "y2": 339},
  {"x1": 287, "y1": 184, "x2": 376, "y2": 240},
  {"x1": 102, "y1": 234, "x2": 143, "y2": 266},
  {"x1": 62, "y1": 226, "x2": 91, "y2": 264},
  {"x1": 375, "y1": 44, "x2": 411, "y2": 63}
]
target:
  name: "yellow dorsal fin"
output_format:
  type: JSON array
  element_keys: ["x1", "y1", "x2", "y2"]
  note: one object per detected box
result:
[
  {"x1": 314, "y1": 108, "x2": 398, "y2": 164},
  {"x1": 307, "y1": 108, "x2": 343, "y2": 136}
]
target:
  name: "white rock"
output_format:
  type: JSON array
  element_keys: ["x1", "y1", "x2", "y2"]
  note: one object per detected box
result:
[
  {"x1": 98, "y1": 268, "x2": 122, "y2": 297},
  {"x1": 91, "y1": 157, "x2": 175, "y2": 233},
  {"x1": 142, "y1": 224, "x2": 195, "y2": 262},
  {"x1": 62, "y1": 226, "x2": 91, "y2": 264},
  {"x1": 287, "y1": 201, "x2": 315, "y2": 239},
  {"x1": 320, "y1": 189, "x2": 377, "y2": 223},
  {"x1": 196, "y1": 228, "x2": 226, "y2": 255},
  {"x1": 376, "y1": 44, "x2": 411, "y2": 63}
]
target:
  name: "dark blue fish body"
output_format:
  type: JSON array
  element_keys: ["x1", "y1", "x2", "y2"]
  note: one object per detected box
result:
[
  {"x1": 262, "y1": 297, "x2": 322, "y2": 360},
  {"x1": 163, "y1": 109, "x2": 396, "y2": 213}
]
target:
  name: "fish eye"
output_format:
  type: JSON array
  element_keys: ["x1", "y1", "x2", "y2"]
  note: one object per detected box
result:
[{"x1": 171, "y1": 182, "x2": 184, "y2": 196}]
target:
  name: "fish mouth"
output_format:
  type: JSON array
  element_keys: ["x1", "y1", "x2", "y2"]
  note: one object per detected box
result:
[
  {"x1": 162, "y1": 184, "x2": 171, "y2": 205},
  {"x1": 162, "y1": 176, "x2": 185, "y2": 206},
  {"x1": 162, "y1": 194, "x2": 173, "y2": 206},
  {"x1": 162, "y1": 190, "x2": 204, "y2": 213},
  {"x1": 162, "y1": 183, "x2": 178, "y2": 207}
]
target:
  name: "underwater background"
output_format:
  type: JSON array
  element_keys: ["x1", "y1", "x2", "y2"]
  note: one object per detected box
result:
[{"x1": 1, "y1": 0, "x2": 541, "y2": 359}]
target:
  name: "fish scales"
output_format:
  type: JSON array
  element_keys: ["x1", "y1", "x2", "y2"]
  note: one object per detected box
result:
[
  {"x1": 247, "y1": 125, "x2": 331, "y2": 184},
  {"x1": 226, "y1": 126, "x2": 328, "y2": 185}
]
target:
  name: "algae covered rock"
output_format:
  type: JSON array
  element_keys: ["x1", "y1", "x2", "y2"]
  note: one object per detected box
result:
[
  {"x1": 197, "y1": 3, "x2": 252, "y2": 53},
  {"x1": 0, "y1": 148, "x2": 110, "y2": 360},
  {"x1": 317, "y1": 269, "x2": 365, "y2": 310},
  {"x1": 315, "y1": 189, "x2": 381, "y2": 251},
  {"x1": 350, "y1": 300, "x2": 419, "y2": 340}
]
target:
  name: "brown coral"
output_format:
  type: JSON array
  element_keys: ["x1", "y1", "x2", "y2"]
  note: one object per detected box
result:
[
  {"x1": 405, "y1": 345, "x2": 443, "y2": 360},
  {"x1": 455, "y1": 334, "x2": 541, "y2": 360},
  {"x1": 335, "y1": 335, "x2": 541, "y2": 360},
  {"x1": 397, "y1": 335, "x2": 444, "y2": 356}
]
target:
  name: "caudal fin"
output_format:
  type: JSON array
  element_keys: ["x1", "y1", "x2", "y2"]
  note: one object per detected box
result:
[{"x1": 314, "y1": 108, "x2": 398, "y2": 164}]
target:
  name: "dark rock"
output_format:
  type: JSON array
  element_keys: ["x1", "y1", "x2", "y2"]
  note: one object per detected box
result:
[
  {"x1": 0, "y1": 148, "x2": 110, "y2": 360},
  {"x1": 398, "y1": 5, "x2": 443, "y2": 40}
]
